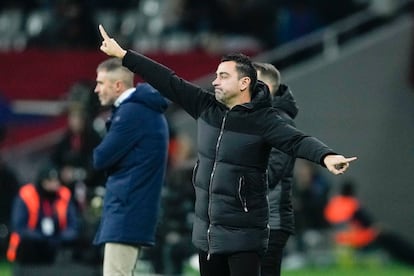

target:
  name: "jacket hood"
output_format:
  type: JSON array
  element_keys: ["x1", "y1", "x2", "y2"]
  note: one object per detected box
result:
[
  {"x1": 126, "y1": 83, "x2": 169, "y2": 113},
  {"x1": 242, "y1": 80, "x2": 272, "y2": 110},
  {"x1": 271, "y1": 84, "x2": 298, "y2": 118}
]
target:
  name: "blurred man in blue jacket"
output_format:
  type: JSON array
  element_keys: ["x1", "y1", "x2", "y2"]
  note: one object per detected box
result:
[{"x1": 92, "y1": 58, "x2": 169, "y2": 276}]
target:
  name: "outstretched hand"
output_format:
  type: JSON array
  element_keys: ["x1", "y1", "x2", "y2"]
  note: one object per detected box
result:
[
  {"x1": 324, "y1": 155, "x2": 357, "y2": 175},
  {"x1": 98, "y1": 24, "x2": 127, "y2": 58}
]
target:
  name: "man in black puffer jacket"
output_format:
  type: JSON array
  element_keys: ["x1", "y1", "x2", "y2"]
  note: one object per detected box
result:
[
  {"x1": 254, "y1": 62, "x2": 297, "y2": 276},
  {"x1": 98, "y1": 25, "x2": 357, "y2": 276}
]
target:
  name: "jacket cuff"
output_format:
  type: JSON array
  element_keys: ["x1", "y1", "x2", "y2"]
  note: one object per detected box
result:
[{"x1": 320, "y1": 152, "x2": 337, "y2": 167}]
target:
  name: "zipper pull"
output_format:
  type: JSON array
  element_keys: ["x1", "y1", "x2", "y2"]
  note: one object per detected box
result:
[
  {"x1": 207, "y1": 253, "x2": 211, "y2": 260},
  {"x1": 243, "y1": 199, "x2": 248, "y2": 212}
]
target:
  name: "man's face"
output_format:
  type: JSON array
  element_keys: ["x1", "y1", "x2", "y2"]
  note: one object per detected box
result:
[
  {"x1": 42, "y1": 176, "x2": 61, "y2": 193},
  {"x1": 94, "y1": 70, "x2": 119, "y2": 106},
  {"x1": 68, "y1": 111, "x2": 85, "y2": 133},
  {"x1": 212, "y1": 61, "x2": 244, "y2": 106}
]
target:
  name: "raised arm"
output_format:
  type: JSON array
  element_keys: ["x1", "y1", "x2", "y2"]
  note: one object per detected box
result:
[{"x1": 98, "y1": 24, "x2": 212, "y2": 119}]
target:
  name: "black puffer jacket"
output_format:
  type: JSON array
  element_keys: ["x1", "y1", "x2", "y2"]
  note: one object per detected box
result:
[
  {"x1": 123, "y1": 50, "x2": 334, "y2": 256},
  {"x1": 267, "y1": 84, "x2": 298, "y2": 233}
]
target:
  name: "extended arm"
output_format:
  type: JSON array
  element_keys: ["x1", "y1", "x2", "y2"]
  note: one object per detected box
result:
[
  {"x1": 265, "y1": 117, "x2": 356, "y2": 175},
  {"x1": 98, "y1": 24, "x2": 211, "y2": 118}
]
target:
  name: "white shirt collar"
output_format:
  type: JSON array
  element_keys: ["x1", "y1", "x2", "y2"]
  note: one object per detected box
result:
[{"x1": 114, "y1": 87, "x2": 135, "y2": 107}]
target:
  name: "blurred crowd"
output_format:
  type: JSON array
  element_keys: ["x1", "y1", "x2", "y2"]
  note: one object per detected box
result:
[{"x1": 0, "y1": 0, "x2": 368, "y2": 53}]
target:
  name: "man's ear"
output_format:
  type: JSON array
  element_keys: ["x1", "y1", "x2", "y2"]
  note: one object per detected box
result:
[
  {"x1": 240, "y1": 77, "x2": 251, "y2": 91},
  {"x1": 115, "y1": 80, "x2": 124, "y2": 94}
]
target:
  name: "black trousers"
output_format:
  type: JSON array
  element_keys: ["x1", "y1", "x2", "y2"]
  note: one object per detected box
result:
[
  {"x1": 199, "y1": 250, "x2": 261, "y2": 276},
  {"x1": 260, "y1": 229, "x2": 291, "y2": 276}
]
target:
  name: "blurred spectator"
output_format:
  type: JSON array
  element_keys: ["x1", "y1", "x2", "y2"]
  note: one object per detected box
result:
[
  {"x1": 142, "y1": 125, "x2": 196, "y2": 274},
  {"x1": 52, "y1": 106, "x2": 103, "y2": 188},
  {"x1": 294, "y1": 159, "x2": 331, "y2": 230},
  {"x1": 292, "y1": 159, "x2": 331, "y2": 252},
  {"x1": 167, "y1": 126, "x2": 195, "y2": 170},
  {"x1": 50, "y1": 87, "x2": 105, "y2": 267},
  {"x1": 0, "y1": 92, "x2": 12, "y2": 142},
  {"x1": 63, "y1": 162, "x2": 103, "y2": 268},
  {"x1": 66, "y1": 80, "x2": 102, "y2": 121},
  {"x1": 52, "y1": 81, "x2": 105, "y2": 192},
  {"x1": 0, "y1": 156, "x2": 19, "y2": 260},
  {"x1": 0, "y1": 92, "x2": 19, "y2": 260},
  {"x1": 7, "y1": 162, "x2": 78, "y2": 268},
  {"x1": 325, "y1": 179, "x2": 414, "y2": 267},
  {"x1": 145, "y1": 162, "x2": 196, "y2": 275}
]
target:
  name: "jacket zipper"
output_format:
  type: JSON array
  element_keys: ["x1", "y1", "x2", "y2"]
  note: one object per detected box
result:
[
  {"x1": 238, "y1": 176, "x2": 248, "y2": 212},
  {"x1": 207, "y1": 110, "x2": 229, "y2": 260},
  {"x1": 192, "y1": 160, "x2": 199, "y2": 187}
]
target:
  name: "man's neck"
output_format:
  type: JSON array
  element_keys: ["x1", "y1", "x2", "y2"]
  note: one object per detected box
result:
[
  {"x1": 227, "y1": 94, "x2": 251, "y2": 109},
  {"x1": 114, "y1": 87, "x2": 135, "y2": 107}
]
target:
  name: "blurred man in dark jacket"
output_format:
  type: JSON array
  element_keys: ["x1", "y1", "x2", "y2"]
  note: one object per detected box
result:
[
  {"x1": 7, "y1": 163, "x2": 78, "y2": 265},
  {"x1": 0, "y1": 99, "x2": 19, "y2": 260},
  {"x1": 254, "y1": 62, "x2": 297, "y2": 276}
]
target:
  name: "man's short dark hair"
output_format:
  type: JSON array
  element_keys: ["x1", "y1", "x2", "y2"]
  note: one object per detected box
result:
[{"x1": 221, "y1": 53, "x2": 257, "y2": 93}]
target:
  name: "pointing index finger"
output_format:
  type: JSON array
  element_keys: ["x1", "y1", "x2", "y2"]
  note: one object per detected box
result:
[
  {"x1": 344, "y1": 157, "x2": 357, "y2": 163},
  {"x1": 99, "y1": 24, "x2": 110, "y2": 40}
]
